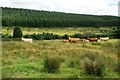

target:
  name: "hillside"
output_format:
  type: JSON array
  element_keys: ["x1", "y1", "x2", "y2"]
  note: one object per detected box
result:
[{"x1": 2, "y1": 7, "x2": 119, "y2": 27}]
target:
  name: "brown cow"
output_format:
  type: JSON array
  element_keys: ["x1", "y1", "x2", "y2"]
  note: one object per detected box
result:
[
  {"x1": 62, "y1": 40, "x2": 70, "y2": 43},
  {"x1": 87, "y1": 38, "x2": 98, "y2": 42}
]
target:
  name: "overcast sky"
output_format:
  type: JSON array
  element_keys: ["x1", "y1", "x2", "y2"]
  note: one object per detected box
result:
[{"x1": 0, "y1": 0, "x2": 119, "y2": 16}]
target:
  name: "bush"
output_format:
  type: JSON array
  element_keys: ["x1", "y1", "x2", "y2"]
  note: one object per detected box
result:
[
  {"x1": 21, "y1": 33, "x2": 62, "y2": 40},
  {"x1": 13, "y1": 27, "x2": 23, "y2": 38},
  {"x1": 24, "y1": 34, "x2": 32, "y2": 38},
  {"x1": 43, "y1": 55, "x2": 61, "y2": 73},
  {"x1": 62, "y1": 34, "x2": 69, "y2": 39},
  {"x1": 113, "y1": 29, "x2": 120, "y2": 39},
  {"x1": 32, "y1": 33, "x2": 43, "y2": 40},
  {"x1": 2, "y1": 34, "x2": 12, "y2": 38},
  {"x1": 72, "y1": 33, "x2": 83, "y2": 38},
  {"x1": 53, "y1": 35, "x2": 61, "y2": 39},
  {"x1": 83, "y1": 32, "x2": 99, "y2": 38},
  {"x1": 82, "y1": 52, "x2": 107, "y2": 77},
  {"x1": 83, "y1": 57, "x2": 105, "y2": 77}
]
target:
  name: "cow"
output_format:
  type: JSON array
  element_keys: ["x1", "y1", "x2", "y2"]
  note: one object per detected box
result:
[
  {"x1": 68, "y1": 37, "x2": 80, "y2": 43},
  {"x1": 21, "y1": 38, "x2": 32, "y2": 43},
  {"x1": 87, "y1": 38, "x2": 98, "y2": 42},
  {"x1": 79, "y1": 38, "x2": 85, "y2": 42},
  {"x1": 62, "y1": 40, "x2": 70, "y2": 43},
  {"x1": 100, "y1": 37, "x2": 109, "y2": 41}
]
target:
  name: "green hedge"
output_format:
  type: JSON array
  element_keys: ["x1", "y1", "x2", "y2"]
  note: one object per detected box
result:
[{"x1": 2, "y1": 32, "x2": 118, "y2": 41}]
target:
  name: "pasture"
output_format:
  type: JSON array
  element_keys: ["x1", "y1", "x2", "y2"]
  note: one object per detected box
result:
[
  {"x1": 2, "y1": 39, "x2": 119, "y2": 78},
  {"x1": 2, "y1": 27, "x2": 116, "y2": 36}
]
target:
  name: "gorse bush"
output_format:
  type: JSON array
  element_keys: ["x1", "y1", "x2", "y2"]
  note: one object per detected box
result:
[{"x1": 43, "y1": 55, "x2": 61, "y2": 73}]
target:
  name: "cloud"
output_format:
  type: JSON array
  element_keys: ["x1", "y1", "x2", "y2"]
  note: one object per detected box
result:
[{"x1": 0, "y1": 0, "x2": 119, "y2": 16}]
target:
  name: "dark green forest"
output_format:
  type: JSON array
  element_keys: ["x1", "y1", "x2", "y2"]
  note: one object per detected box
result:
[{"x1": 2, "y1": 7, "x2": 119, "y2": 27}]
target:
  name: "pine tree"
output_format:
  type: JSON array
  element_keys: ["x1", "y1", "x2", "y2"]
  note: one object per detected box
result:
[{"x1": 13, "y1": 27, "x2": 23, "y2": 38}]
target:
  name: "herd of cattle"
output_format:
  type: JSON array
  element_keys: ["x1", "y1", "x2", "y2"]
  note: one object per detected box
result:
[
  {"x1": 62, "y1": 37, "x2": 109, "y2": 43},
  {"x1": 21, "y1": 37, "x2": 109, "y2": 43}
]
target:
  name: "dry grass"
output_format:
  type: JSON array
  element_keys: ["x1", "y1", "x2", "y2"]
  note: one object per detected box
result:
[{"x1": 2, "y1": 39, "x2": 119, "y2": 78}]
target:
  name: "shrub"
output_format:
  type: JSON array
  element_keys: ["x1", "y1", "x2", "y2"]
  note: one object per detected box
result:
[
  {"x1": 82, "y1": 52, "x2": 107, "y2": 77},
  {"x1": 20, "y1": 33, "x2": 62, "y2": 40},
  {"x1": 84, "y1": 55, "x2": 106, "y2": 76},
  {"x1": 53, "y1": 35, "x2": 61, "y2": 39},
  {"x1": 62, "y1": 34, "x2": 69, "y2": 39},
  {"x1": 13, "y1": 27, "x2": 23, "y2": 38},
  {"x1": 83, "y1": 57, "x2": 105, "y2": 77},
  {"x1": 2, "y1": 34, "x2": 12, "y2": 38},
  {"x1": 72, "y1": 33, "x2": 83, "y2": 38},
  {"x1": 43, "y1": 55, "x2": 61, "y2": 73},
  {"x1": 113, "y1": 29, "x2": 120, "y2": 39}
]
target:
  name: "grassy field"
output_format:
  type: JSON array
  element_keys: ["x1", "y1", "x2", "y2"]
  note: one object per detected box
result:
[
  {"x1": 2, "y1": 39, "x2": 119, "y2": 78},
  {"x1": 2, "y1": 27, "x2": 115, "y2": 35}
]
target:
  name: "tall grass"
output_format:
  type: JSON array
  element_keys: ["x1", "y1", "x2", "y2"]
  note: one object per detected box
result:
[
  {"x1": 83, "y1": 57, "x2": 106, "y2": 77},
  {"x1": 43, "y1": 54, "x2": 62, "y2": 73},
  {"x1": 2, "y1": 39, "x2": 119, "y2": 78}
]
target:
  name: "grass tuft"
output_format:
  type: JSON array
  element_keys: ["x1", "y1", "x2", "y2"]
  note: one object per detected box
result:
[
  {"x1": 83, "y1": 57, "x2": 106, "y2": 77},
  {"x1": 43, "y1": 54, "x2": 62, "y2": 73}
]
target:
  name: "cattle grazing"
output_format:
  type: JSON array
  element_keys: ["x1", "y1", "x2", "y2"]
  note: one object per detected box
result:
[
  {"x1": 79, "y1": 38, "x2": 85, "y2": 42},
  {"x1": 21, "y1": 38, "x2": 33, "y2": 43},
  {"x1": 100, "y1": 37, "x2": 109, "y2": 41},
  {"x1": 87, "y1": 38, "x2": 98, "y2": 42},
  {"x1": 62, "y1": 40, "x2": 70, "y2": 43},
  {"x1": 68, "y1": 37, "x2": 80, "y2": 43}
]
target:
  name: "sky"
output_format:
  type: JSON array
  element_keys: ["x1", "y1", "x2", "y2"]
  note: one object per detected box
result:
[{"x1": 0, "y1": 0, "x2": 119, "y2": 16}]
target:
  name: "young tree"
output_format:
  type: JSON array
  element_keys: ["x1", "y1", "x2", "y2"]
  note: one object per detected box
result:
[{"x1": 13, "y1": 27, "x2": 23, "y2": 38}]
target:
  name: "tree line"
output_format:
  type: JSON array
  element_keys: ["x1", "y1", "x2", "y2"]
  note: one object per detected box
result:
[
  {"x1": 2, "y1": 7, "x2": 119, "y2": 27},
  {"x1": 2, "y1": 27, "x2": 119, "y2": 41}
]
